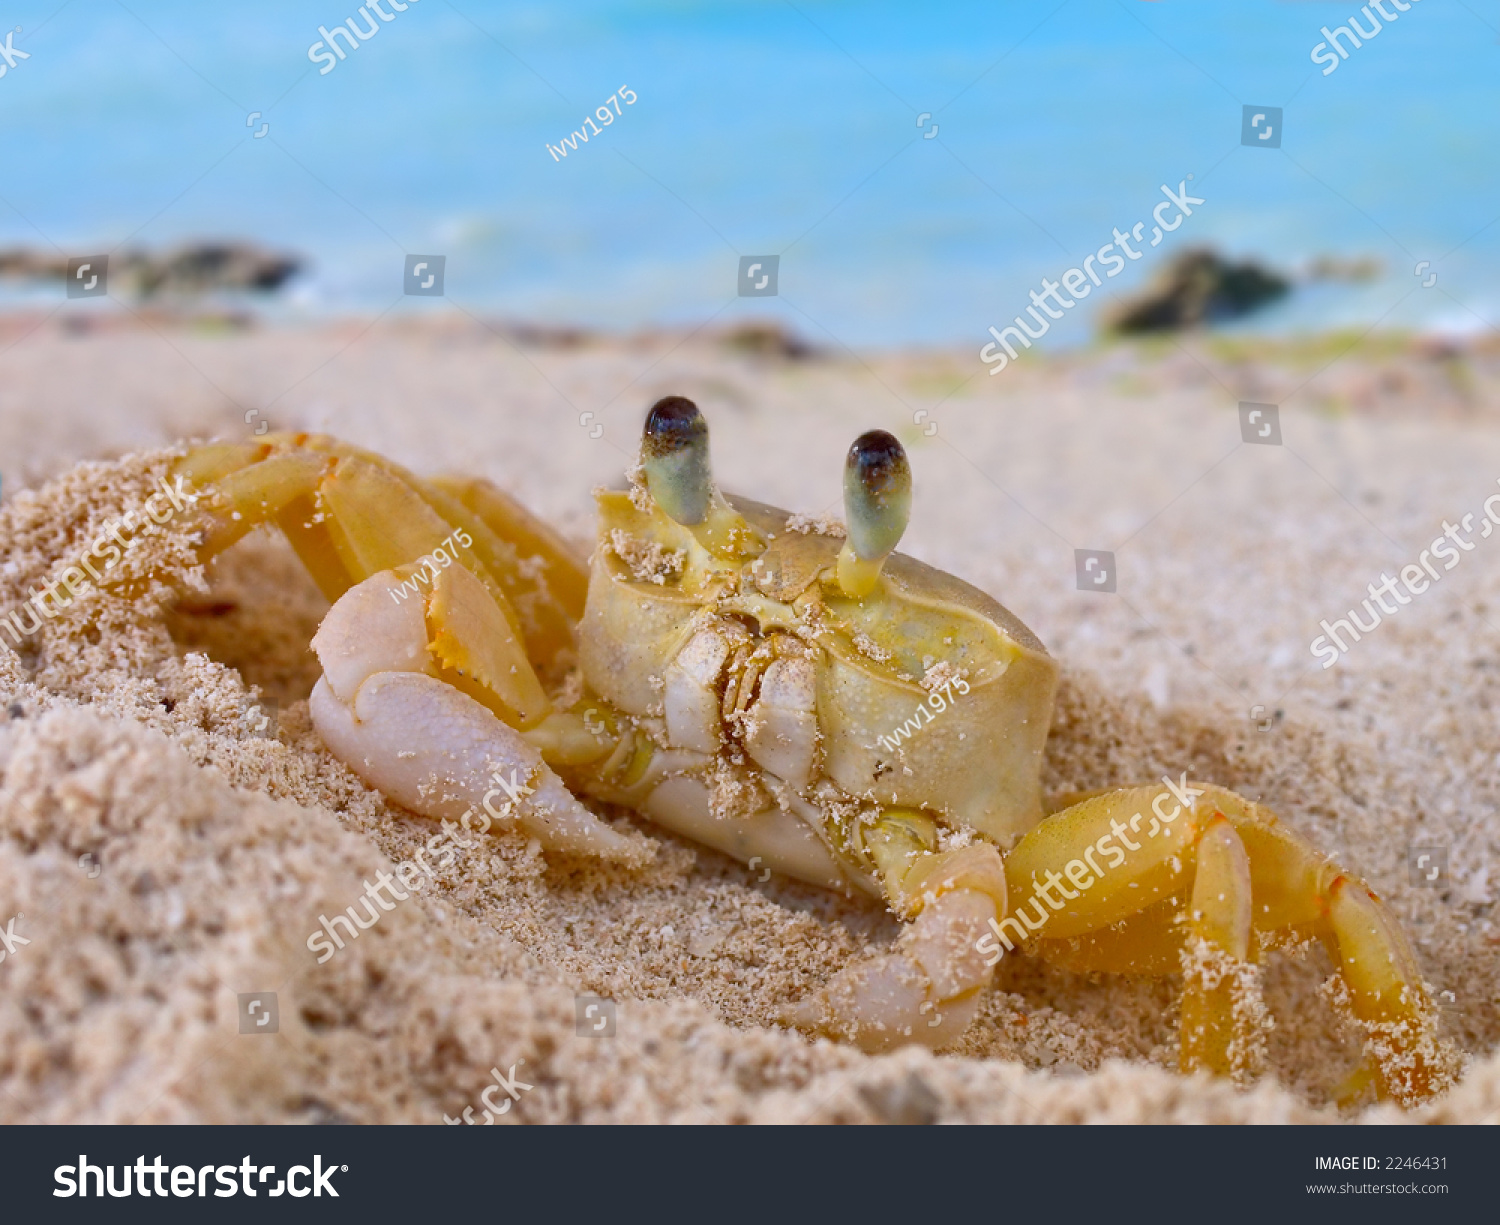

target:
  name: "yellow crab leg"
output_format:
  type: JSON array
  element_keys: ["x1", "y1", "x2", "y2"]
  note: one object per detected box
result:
[
  {"x1": 172, "y1": 439, "x2": 356, "y2": 599},
  {"x1": 1196, "y1": 793, "x2": 1456, "y2": 1097},
  {"x1": 173, "y1": 442, "x2": 362, "y2": 600},
  {"x1": 274, "y1": 487, "x2": 358, "y2": 604},
  {"x1": 1003, "y1": 783, "x2": 1204, "y2": 939},
  {"x1": 310, "y1": 455, "x2": 517, "y2": 636},
  {"x1": 1008, "y1": 835, "x2": 1284, "y2": 981},
  {"x1": 431, "y1": 474, "x2": 589, "y2": 667},
  {"x1": 186, "y1": 450, "x2": 334, "y2": 560},
  {"x1": 1002, "y1": 781, "x2": 1457, "y2": 1100},
  {"x1": 299, "y1": 439, "x2": 550, "y2": 622},
  {"x1": 174, "y1": 440, "x2": 274, "y2": 488},
  {"x1": 316, "y1": 455, "x2": 462, "y2": 578},
  {"x1": 1325, "y1": 878, "x2": 1457, "y2": 1105},
  {"x1": 1027, "y1": 892, "x2": 1187, "y2": 975},
  {"x1": 174, "y1": 435, "x2": 563, "y2": 722},
  {"x1": 1179, "y1": 815, "x2": 1259, "y2": 1080},
  {"x1": 258, "y1": 434, "x2": 580, "y2": 673}
]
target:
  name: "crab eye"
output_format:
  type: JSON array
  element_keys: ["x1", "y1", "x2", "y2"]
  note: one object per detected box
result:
[
  {"x1": 642, "y1": 395, "x2": 711, "y2": 527},
  {"x1": 838, "y1": 430, "x2": 910, "y2": 598},
  {"x1": 844, "y1": 430, "x2": 911, "y2": 560},
  {"x1": 639, "y1": 396, "x2": 763, "y2": 559}
]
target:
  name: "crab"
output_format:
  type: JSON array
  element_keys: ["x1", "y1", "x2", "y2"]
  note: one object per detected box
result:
[{"x1": 167, "y1": 398, "x2": 1460, "y2": 1107}]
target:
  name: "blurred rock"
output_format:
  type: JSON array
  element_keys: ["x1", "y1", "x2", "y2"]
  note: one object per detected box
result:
[
  {"x1": 1104, "y1": 248, "x2": 1290, "y2": 334},
  {"x1": 0, "y1": 241, "x2": 302, "y2": 297},
  {"x1": 718, "y1": 321, "x2": 817, "y2": 359},
  {"x1": 0, "y1": 250, "x2": 59, "y2": 280},
  {"x1": 130, "y1": 243, "x2": 302, "y2": 296},
  {"x1": 1304, "y1": 254, "x2": 1382, "y2": 283}
]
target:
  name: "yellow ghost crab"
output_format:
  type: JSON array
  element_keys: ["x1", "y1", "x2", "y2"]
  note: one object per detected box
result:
[{"x1": 168, "y1": 397, "x2": 1459, "y2": 1107}]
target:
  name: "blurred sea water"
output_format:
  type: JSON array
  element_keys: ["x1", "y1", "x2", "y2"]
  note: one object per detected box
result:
[{"x1": 0, "y1": 0, "x2": 1495, "y2": 347}]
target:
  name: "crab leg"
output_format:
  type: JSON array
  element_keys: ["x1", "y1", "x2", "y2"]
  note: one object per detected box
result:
[
  {"x1": 174, "y1": 433, "x2": 588, "y2": 675},
  {"x1": 1025, "y1": 893, "x2": 1188, "y2": 974},
  {"x1": 785, "y1": 785, "x2": 1209, "y2": 1054},
  {"x1": 1179, "y1": 815, "x2": 1262, "y2": 1081},
  {"x1": 181, "y1": 448, "x2": 332, "y2": 562},
  {"x1": 1326, "y1": 877, "x2": 1457, "y2": 1105},
  {"x1": 430, "y1": 473, "x2": 589, "y2": 651},
  {"x1": 289, "y1": 435, "x2": 585, "y2": 673},
  {"x1": 997, "y1": 781, "x2": 1457, "y2": 1101},
  {"x1": 784, "y1": 814, "x2": 1009, "y2": 1052}
]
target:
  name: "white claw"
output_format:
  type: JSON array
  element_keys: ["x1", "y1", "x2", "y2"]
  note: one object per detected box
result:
[
  {"x1": 311, "y1": 571, "x2": 433, "y2": 702},
  {"x1": 783, "y1": 889, "x2": 996, "y2": 1052},
  {"x1": 309, "y1": 572, "x2": 651, "y2": 866}
]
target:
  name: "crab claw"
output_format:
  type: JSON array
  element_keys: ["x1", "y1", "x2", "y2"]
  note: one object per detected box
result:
[
  {"x1": 783, "y1": 887, "x2": 998, "y2": 1052},
  {"x1": 308, "y1": 569, "x2": 652, "y2": 866}
]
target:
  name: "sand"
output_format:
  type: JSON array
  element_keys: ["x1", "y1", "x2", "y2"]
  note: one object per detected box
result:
[{"x1": 0, "y1": 315, "x2": 1496, "y2": 1124}]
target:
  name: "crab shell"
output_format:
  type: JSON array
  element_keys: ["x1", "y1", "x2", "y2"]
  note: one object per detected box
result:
[{"x1": 580, "y1": 488, "x2": 1060, "y2": 881}]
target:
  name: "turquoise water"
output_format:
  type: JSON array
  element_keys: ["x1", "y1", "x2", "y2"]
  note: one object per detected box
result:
[{"x1": 0, "y1": 0, "x2": 1495, "y2": 346}]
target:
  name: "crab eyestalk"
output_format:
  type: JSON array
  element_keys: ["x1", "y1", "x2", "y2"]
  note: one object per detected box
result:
[
  {"x1": 641, "y1": 396, "x2": 759, "y2": 558},
  {"x1": 837, "y1": 430, "x2": 911, "y2": 599}
]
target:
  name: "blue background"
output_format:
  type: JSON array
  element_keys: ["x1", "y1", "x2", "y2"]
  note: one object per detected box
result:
[{"x1": 0, "y1": 0, "x2": 1495, "y2": 347}]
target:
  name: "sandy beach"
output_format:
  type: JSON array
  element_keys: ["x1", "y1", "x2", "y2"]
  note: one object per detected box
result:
[{"x1": 0, "y1": 315, "x2": 1496, "y2": 1124}]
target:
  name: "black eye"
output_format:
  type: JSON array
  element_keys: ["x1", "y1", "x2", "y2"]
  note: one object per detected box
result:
[{"x1": 642, "y1": 397, "x2": 711, "y2": 526}]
